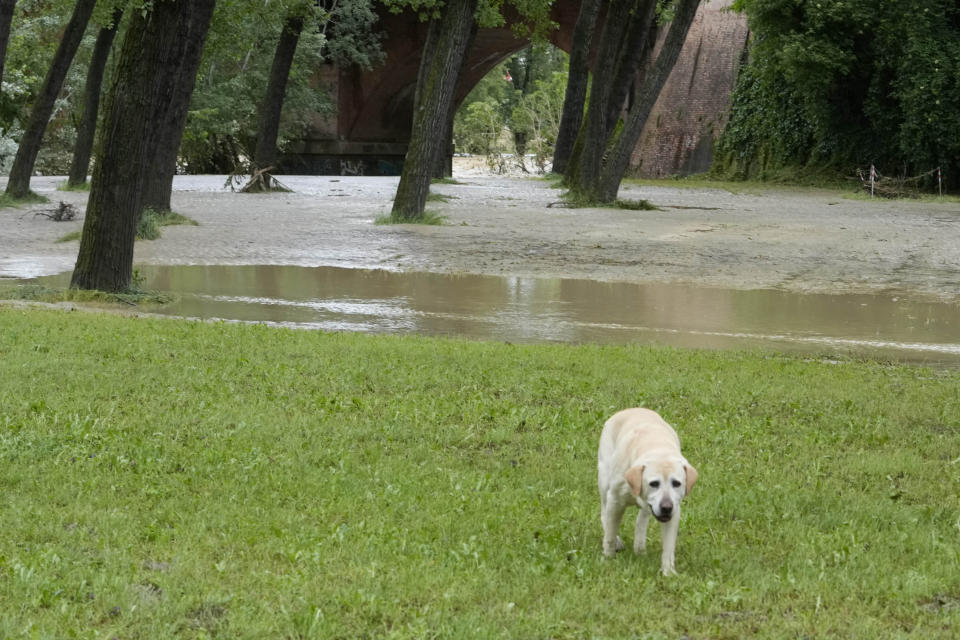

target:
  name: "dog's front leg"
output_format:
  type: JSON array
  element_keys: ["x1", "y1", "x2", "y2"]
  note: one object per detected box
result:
[
  {"x1": 633, "y1": 508, "x2": 651, "y2": 554},
  {"x1": 601, "y1": 495, "x2": 627, "y2": 556},
  {"x1": 659, "y1": 505, "x2": 680, "y2": 576}
]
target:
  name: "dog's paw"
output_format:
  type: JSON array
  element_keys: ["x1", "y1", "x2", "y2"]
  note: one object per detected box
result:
[
  {"x1": 660, "y1": 565, "x2": 677, "y2": 577},
  {"x1": 633, "y1": 539, "x2": 646, "y2": 555},
  {"x1": 603, "y1": 536, "x2": 625, "y2": 556}
]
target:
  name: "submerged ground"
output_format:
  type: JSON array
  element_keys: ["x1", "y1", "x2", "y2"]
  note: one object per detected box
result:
[{"x1": 2, "y1": 161, "x2": 960, "y2": 302}]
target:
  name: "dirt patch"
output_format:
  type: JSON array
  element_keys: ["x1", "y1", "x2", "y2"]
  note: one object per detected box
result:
[{"x1": 2, "y1": 164, "x2": 959, "y2": 301}]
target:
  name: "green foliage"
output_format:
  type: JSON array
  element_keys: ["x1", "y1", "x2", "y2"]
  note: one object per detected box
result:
[
  {"x1": 55, "y1": 231, "x2": 82, "y2": 243},
  {"x1": 1, "y1": 1, "x2": 97, "y2": 174},
  {"x1": 56, "y1": 180, "x2": 90, "y2": 192},
  {"x1": 718, "y1": 0, "x2": 960, "y2": 190},
  {"x1": 0, "y1": 190, "x2": 48, "y2": 207},
  {"x1": 454, "y1": 44, "x2": 567, "y2": 172},
  {"x1": 180, "y1": 0, "x2": 381, "y2": 173},
  {"x1": 612, "y1": 198, "x2": 658, "y2": 211},
  {"x1": 0, "y1": 284, "x2": 174, "y2": 305},
  {"x1": 135, "y1": 208, "x2": 198, "y2": 241},
  {"x1": 2, "y1": 0, "x2": 379, "y2": 176},
  {"x1": 0, "y1": 308, "x2": 958, "y2": 636},
  {"x1": 376, "y1": 209, "x2": 447, "y2": 225}
]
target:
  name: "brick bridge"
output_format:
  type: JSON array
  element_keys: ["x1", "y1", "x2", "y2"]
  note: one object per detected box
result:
[{"x1": 280, "y1": 0, "x2": 747, "y2": 177}]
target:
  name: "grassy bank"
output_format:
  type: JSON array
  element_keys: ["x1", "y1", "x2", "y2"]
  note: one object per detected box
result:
[{"x1": 1, "y1": 308, "x2": 958, "y2": 638}]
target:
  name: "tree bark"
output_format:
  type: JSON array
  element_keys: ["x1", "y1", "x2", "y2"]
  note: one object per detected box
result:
[
  {"x1": 390, "y1": 0, "x2": 477, "y2": 221},
  {"x1": 597, "y1": 0, "x2": 701, "y2": 202},
  {"x1": 0, "y1": 0, "x2": 16, "y2": 90},
  {"x1": 433, "y1": 20, "x2": 476, "y2": 179},
  {"x1": 71, "y1": 0, "x2": 216, "y2": 292},
  {"x1": 568, "y1": 0, "x2": 634, "y2": 193},
  {"x1": 5, "y1": 0, "x2": 97, "y2": 198},
  {"x1": 603, "y1": 0, "x2": 657, "y2": 134},
  {"x1": 67, "y1": 7, "x2": 124, "y2": 188},
  {"x1": 551, "y1": 0, "x2": 601, "y2": 176},
  {"x1": 140, "y1": 0, "x2": 219, "y2": 213},
  {"x1": 252, "y1": 11, "x2": 306, "y2": 184}
]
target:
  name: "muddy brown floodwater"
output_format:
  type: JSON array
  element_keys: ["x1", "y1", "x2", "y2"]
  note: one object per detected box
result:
[{"x1": 2, "y1": 164, "x2": 959, "y2": 364}]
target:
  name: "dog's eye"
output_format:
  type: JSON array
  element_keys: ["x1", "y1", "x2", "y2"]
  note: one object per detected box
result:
[
  {"x1": 649, "y1": 480, "x2": 660, "y2": 488},
  {"x1": 671, "y1": 480, "x2": 682, "y2": 488}
]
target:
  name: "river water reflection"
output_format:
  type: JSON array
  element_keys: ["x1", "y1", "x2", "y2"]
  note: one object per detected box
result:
[{"x1": 29, "y1": 264, "x2": 960, "y2": 366}]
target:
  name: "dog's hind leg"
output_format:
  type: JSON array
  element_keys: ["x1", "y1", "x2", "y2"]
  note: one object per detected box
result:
[{"x1": 633, "y1": 508, "x2": 651, "y2": 554}]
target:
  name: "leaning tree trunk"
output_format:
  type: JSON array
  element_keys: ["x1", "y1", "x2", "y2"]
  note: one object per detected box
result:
[
  {"x1": 596, "y1": 0, "x2": 701, "y2": 202},
  {"x1": 139, "y1": 0, "x2": 219, "y2": 213},
  {"x1": 67, "y1": 7, "x2": 124, "y2": 188},
  {"x1": 5, "y1": 0, "x2": 96, "y2": 199},
  {"x1": 568, "y1": 0, "x2": 634, "y2": 195},
  {"x1": 432, "y1": 21, "x2": 476, "y2": 179},
  {"x1": 250, "y1": 11, "x2": 306, "y2": 188},
  {"x1": 551, "y1": 0, "x2": 601, "y2": 176},
  {"x1": 603, "y1": 0, "x2": 657, "y2": 134},
  {"x1": 390, "y1": 0, "x2": 477, "y2": 221},
  {"x1": 0, "y1": 0, "x2": 16, "y2": 90},
  {"x1": 71, "y1": 0, "x2": 216, "y2": 293}
]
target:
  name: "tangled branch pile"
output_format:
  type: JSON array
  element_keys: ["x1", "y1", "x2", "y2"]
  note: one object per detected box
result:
[
  {"x1": 857, "y1": 167, "x2": 941, "y2": 198},
  {"x1": 34, "y1": 201, "x2": 79, "y2": 221}
]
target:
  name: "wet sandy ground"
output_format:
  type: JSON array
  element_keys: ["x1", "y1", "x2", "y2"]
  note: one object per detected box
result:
[{"x1": 2, "y1": 163, "x2": 960, "y2": 302}]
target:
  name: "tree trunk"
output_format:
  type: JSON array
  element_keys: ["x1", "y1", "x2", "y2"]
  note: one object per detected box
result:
[
  {"x1": 67, "y1": 7, "x2": 123, "y2": 188},
  {"x1": 71, "y1": 0, "x2": 216, "y2": 293},
  {"x1": 0, "y1": 0, "x2": 16, "y2": 90},
  {"x1": 252, "y1": 11, "x2": 306, "y2": 185},
  {"x1": 5, "y1": 0, "x2": 97, "y2": 199},
  {"x1": 140, "y1": 0, "x2": 219, "y2": 213},
  {"x1": 597, "y1": 0, "x2": 701, "y2": 202},
  {"x1": 603, "y1": 0, "x2": 657, "y2": 133},
  {"x1": 433, "y1": 104, "x2": 455, "y2": 179},
  {"x1": 551, "y1": 0, "x2": 601, "y2": 176},
  {"x1": 568, "y1": 0, "x2": 634, "y2": 194},
  {"x1": 433, "y1": 20, "x2": 476, "y2": 180},
  {"x1": 390, "y1": 0, "x2": 477, "y2": 221}
]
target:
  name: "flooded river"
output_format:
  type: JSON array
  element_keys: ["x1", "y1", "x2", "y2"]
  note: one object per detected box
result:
[{"x1": 24, "y1": 264, "x2": 960, "y2": 366}]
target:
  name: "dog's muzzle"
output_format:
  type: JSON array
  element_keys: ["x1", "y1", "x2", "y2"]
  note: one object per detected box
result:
[{"x1": 653, "y1": 501, "x2": 674, "y2": 522}]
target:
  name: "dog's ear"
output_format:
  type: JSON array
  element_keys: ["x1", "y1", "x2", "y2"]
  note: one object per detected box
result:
[
  {"x1": 684, "y1": 463, "x2": 698, "y2": 497},
  {"x1": 625, "y1": 465, "x2": 645, "y2": 497}
]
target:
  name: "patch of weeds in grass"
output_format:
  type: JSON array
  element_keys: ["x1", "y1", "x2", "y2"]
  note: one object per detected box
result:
[
  {"x1": 557, "y1": 190, "x2": 658, "y2": 211},
  {"x1": 0, "y1": 191, "x2": 49, "y2": 208},
  {"x1": 843, "y1": 191, "x2": 960, "y2": 204},
  {"x1": 426, "y1": 192, "x2": 456, "y2": 203},
  {"x1": 538, "y1": 172, "x2": 566, "y2": 189},
  {"x1": 137, "y1": 208, "x2": 199, "y2": 240},
  {"x1": 613, "y1": 198, "x2": 658, "y2": 211},
  {"x1": 55, "y1": 231, "x2": 82, "y2": 243},
  {"x1": 56, "y1": 180, "x2": 91, "y2": 192},
  {"x1": 0, "y1": 283, "x2": 175, "y2": 305},
  {"x1": 625, "y1": 171, "x2": 857, "y2": 194},
  {"x1": 374, "y1": 210, "x2": 447, "y2": 225},
  {"x1": 431, "y1": 177, "x2": 464, "y2": 185}
]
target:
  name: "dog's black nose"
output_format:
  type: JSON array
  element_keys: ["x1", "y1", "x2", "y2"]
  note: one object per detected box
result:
[{"x1": 659, "y1": 502, "x2": 673, "y2": 516}]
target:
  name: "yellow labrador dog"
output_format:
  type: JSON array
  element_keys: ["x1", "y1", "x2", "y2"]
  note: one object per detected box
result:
[{"x1": 597, "y1": 408, "x2": 698, "y2": 575}]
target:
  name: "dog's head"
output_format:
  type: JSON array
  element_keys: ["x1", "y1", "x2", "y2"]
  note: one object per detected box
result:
[{"x1": 624, "y1": 459, "x2": 697, "y2": 522}]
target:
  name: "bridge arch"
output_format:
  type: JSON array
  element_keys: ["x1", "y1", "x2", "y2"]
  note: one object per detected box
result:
[{"x1": 281, "y1": 0, "x2": 746, "y2": 177}]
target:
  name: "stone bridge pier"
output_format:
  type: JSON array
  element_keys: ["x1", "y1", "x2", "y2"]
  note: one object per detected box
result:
[{"x1": 279, "y1": 0, "x2": 747, "y2": 178}]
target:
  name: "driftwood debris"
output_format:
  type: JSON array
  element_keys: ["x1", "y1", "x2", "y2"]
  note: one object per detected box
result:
[
  {"x1": 33, "y1": 201, "x2": 79, "y2": 221},
  {"x1": 857, "y1": 167, "x2": 940, "y2": 199},
  {"x1": 225, "y1": 166, "x2": 292, "y2": 193}
]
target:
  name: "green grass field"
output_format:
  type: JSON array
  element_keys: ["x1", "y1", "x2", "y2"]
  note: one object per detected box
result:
[{"x1": 1, "y1": 307, "x2": 958, "y2": 638}]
